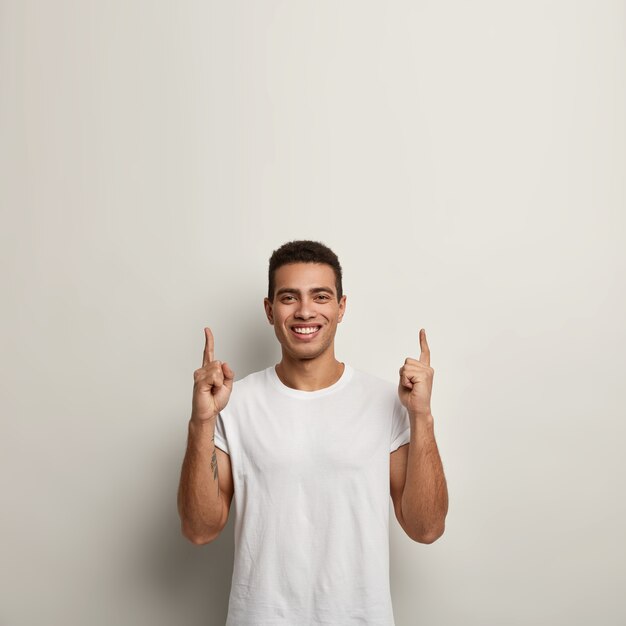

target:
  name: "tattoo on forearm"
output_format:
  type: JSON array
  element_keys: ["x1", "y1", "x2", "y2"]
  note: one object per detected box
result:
[{"x1": 210, "y1": 433, "x2": 219, "y2": 498}]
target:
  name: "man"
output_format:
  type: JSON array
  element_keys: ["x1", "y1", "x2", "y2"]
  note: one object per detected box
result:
[{"x1": 177, "y1": 240, "x2": 448, "y2": 625}]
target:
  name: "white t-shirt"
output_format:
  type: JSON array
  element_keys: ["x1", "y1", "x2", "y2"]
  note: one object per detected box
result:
[{"x1": 213, "y1": 363, "x2": 411, "y2": 626}]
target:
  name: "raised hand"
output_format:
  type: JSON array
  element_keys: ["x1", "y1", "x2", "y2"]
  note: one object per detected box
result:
[
  {"x1": 191, "y1": 327, "x2": 235, "y2": 422},
  {"x1": 398, "y1": 328, "x2": 434, "y2": 419}
]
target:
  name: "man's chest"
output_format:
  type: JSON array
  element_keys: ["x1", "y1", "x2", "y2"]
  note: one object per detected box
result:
[{"x1": 233, "y1": 395, "x2": 392, "y2": 483}]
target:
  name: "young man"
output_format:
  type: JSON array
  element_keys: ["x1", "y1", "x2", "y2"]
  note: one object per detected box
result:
[{"x1": 177, "y1": 240, "x2": 448, "y2": 625}]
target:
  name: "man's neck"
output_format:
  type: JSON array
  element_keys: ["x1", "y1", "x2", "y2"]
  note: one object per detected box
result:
[{"x1": 275, "y1": 351, "x2": 345, "y2": 392}]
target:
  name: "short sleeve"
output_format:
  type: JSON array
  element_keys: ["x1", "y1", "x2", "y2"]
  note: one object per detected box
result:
[
  {"x1": 390, "y1": 396, "x2": 411, "y2": 452},
  {"x1": 213, "y1": 410, "x2": 230, "y2": 454}
]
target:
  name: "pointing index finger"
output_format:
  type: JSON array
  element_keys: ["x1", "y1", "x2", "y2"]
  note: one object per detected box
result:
[
  {"x1": 203, "y1": 327, "x2": 215, "y2": 366},
  {"x1": 419, "y1": 328, "x2": 430, "y2": 366}
]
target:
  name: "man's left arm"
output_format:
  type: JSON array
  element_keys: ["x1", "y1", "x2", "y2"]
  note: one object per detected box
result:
[{"x1": 397, "y1": 328, "x2": 449, "y2": 543}]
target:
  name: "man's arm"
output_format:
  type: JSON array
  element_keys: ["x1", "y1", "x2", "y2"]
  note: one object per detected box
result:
[
  {"x1": 399, "y1": 414, "x2": 448, "y2": 543},
  {"x1": 178, "y1": 327, "x2": 235, "y2": 545},
  {"x1": 394, "y1": 328, "x2": 448, "y2": 543},
  {"x1": 177, "y1": 418, "x2": 233, "y2": 544}
]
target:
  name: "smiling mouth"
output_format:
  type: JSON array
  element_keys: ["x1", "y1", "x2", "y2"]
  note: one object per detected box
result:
[{"x1": 290, "y1": 325, "x2": 322, "y2": 338}]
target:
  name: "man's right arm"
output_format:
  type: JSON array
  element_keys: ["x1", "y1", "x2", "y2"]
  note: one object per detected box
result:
[
  {"x1": 177, "y1": 327, "x2": 235, "y2": 545},
  {"x1": 177, "y1": 416, "x2": 232, "y2": 544}
]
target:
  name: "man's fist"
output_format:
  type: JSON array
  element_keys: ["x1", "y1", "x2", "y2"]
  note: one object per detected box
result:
[{"x1": 191, "y1": 327, "x2": 234, "y2": 422}]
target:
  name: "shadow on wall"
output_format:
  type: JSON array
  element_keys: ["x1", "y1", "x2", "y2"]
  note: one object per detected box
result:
[
  {"x1": 239, "y1": 305, "x2": 281, "y2": 377},
  {"x1": 152, "y1": 514, "x2": 236, "y2": 626}
]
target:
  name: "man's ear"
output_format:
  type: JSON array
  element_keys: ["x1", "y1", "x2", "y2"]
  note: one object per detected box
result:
[
  {"x1": 338, "y1": 294, "x2": 347, "y2": 322},
  {"x1": 263, "y1": 297, "x2": 274, "y2": 325}
]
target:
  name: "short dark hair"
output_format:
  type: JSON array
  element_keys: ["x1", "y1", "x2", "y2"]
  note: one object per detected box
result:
[{"x1": 268, "y1": 240, "x2": 343, "y2": 301}]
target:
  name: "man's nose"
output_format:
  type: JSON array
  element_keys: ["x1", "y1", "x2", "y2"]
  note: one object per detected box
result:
[{"x1": 294, "y1": 298, "x2": 316, "y2": 319}]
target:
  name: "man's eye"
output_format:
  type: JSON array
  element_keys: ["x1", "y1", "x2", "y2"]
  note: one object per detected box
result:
[
  {"x1": 282, "y1": 296, "x2": 295, "y2": 301},
  {"x1": 316, "y1": 295, "x2": 330, "y2": 300}
]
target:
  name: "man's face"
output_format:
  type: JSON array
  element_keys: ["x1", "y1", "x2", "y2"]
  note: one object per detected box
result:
[{"x1": 264, "y1": 262, "x2": 346, "y2": 361}]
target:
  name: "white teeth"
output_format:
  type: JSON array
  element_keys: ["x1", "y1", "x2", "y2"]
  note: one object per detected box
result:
[{"x1": 293, "y1": 327, "x2": 320, "y2": 334}]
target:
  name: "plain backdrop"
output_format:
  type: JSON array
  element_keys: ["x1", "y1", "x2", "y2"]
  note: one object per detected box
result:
[{"x1": 1, "y1": 1, "x2": 625, "y2": 625}]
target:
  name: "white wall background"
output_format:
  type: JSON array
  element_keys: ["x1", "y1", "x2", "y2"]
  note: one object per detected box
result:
[{"x1": 1, "y1": 1, "x2": 625, "y2": 625}]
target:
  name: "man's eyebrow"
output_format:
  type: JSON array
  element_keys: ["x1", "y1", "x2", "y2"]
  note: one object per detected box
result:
[{"x1": 275, "y1": 287, "x2": 335, "y2": 296}]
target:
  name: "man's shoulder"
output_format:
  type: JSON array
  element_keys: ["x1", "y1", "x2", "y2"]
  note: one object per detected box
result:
[
  {"x1": 219, "y1": 367, "x2": 271, "y2": 417},
  {"x1": 229, "y1": 364, "x2": 397, "y2": 397},
  {"x1": 231, "y1": 366, "x2": 271, "y2": 390},
  {"x1": 350, "y1": 366, "x2": 397, "y2": 395}
]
